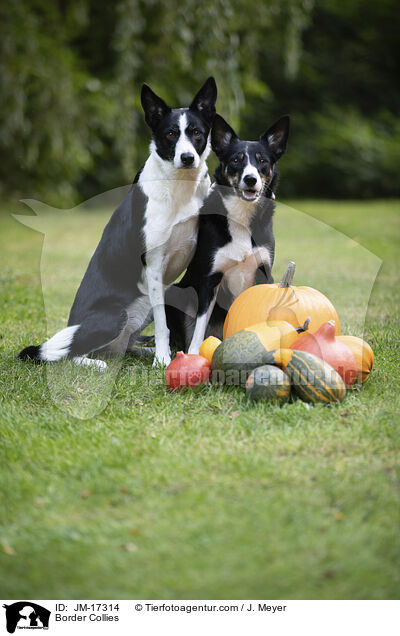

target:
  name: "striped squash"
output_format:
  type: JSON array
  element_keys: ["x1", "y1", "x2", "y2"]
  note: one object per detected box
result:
[
  {"x1": 282, "y1": 349, "x2": 346, "y2": 403},
  {"x1": 246, "y1": 365, "x2": 291, "y2": 403}
]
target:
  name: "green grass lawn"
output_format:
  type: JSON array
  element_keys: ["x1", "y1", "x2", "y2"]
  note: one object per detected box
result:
[{"x1": 0, "y1": 198, "x2": 399, "y2": 599}]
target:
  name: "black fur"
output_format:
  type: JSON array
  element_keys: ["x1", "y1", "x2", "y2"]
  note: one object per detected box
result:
[
  {"x1": 141, "y1": 77, "x2": 216, "y2": 163},
  {"x1": 18, "y1": 78, "x2": 218, "y2": 365},
  {"x1": 167, "y1": 114, "x2": 290, "y2": 350},
  {"x1": 18, "y1": 345, "x2": 41, "y2": 362}
]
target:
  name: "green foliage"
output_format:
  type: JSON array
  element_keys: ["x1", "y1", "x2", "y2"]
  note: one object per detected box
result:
[
  {"x1": 282, "y1": 109, "x2": 400, "y2": 197},
  {"x1": 0, "y1": 0, "x2": 398, "y2": 204}
]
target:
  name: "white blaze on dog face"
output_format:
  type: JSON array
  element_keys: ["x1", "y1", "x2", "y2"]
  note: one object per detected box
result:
[
  {"x1": 173, "y1": 113, "x2": 200, "y2": 169},
  {"x1": 239, "y1": 151, "x2": 263, "y2": 199},
  {"x1": 141, "y1": 77, "x2": 217, "y2": 168},
  {"x1": 212, "y1": 114, "x2": 291, "y2": 202}
]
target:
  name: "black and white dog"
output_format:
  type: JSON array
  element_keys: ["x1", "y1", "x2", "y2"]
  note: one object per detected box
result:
[
  {"x1": 19, "y1": 78, "x2": 218, "y2": 368},
  {"x1": 166, "y1": 113, "x2": 290, "y2": 353}
]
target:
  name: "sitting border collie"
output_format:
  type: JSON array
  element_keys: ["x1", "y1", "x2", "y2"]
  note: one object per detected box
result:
[
  {"x1": 166, "y1": 112, "x2": 290, "y2": 353},
  {"x1": 19, "y1": 78, "x2": 217, "y2": 368}
]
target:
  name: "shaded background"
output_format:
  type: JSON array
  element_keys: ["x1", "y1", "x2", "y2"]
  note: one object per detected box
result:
[{"x1": 1, "y1": 0, "x2": 399, "y2": 206}]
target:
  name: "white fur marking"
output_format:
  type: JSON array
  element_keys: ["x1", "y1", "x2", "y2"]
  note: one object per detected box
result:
[
  {"x1": 240, "y1": 151, "x2": 262, "y2": 193},
  {"x1": 212, "y1": 195, "x2": 271, "y2": 297},
  {"x1": 188, "y1": 289, "x2": 219, "y2": 355},
  {"x1": 73, "y1": 356, "x2": 107, "y2": 370},
  {"x1": 174, "y1": 113, "x2": 200, "y2": 169},
  {"x1": 40, "y1": 325, "x2": 80, "y2": 361},
  {"x1": 136, "y1": 132, "x2": 212, "y2": 366},
  {"x1": 188, "y1": 313, "x2": 209, "y2": 355}
]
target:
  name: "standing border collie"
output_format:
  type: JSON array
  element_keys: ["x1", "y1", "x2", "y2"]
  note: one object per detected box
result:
[
  {"x1": 166, "y1": 112, "x2": 290, "y2": 353},
  {"x1": 19, "y1": 78, "x2": 217, "y2": 368}
]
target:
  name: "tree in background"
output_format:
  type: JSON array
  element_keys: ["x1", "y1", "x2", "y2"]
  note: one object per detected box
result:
[{"x1": 0, "y1": 0, "x2": 398, "y2": 204}]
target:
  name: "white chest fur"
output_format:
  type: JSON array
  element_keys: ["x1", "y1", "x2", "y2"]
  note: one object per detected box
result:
[
  {"x1": 139, "y1": 149, "x2": 210, "y2": 286},
  {"x1": 212, "y1": 195, "x2": 271, "y2": 298}
]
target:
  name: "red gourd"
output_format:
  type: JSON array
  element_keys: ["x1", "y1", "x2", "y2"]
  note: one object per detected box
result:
[
  {"x1": 165, "y1": 351, "x2": 210, "y2": 390},
  {"x1": 290, "y1": 320, "x2": 358, "y2": 386}
]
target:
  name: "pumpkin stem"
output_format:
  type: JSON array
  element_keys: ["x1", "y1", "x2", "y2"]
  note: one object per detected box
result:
[
  {"x1": 278, "y1": 261, "x2": 296, "y2": 288},
  {"x1": 296, "y1": 317, "x2": 311, "y2": 333}
]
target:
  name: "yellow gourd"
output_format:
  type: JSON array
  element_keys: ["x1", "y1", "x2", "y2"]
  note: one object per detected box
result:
[
  {"x1": 199, "y1": 336, "x2": 222, "y2": 364},
  {"x1": 337, "y1": 335, "x2": 374, "y2": 383},
  {"x1": 243, "y1": 318, "x2": 310, "y2": 350}
]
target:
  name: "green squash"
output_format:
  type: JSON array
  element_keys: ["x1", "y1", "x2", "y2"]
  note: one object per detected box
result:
[
  {"x1": 246, "y1": 365, "x2": 291, "y2": 403},
  {"x1": 210, "y1": 330, "x2": 268, "y2": 386},
  {"x1": 210, "y1": 328, "x2": 296, "y2": 386},
  {"x1": 285, "y1": 350, "x2": 346, "y2": 403}
]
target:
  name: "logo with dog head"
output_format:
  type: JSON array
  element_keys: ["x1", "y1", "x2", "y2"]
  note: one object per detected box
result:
[{"x1": 2, "y1": 602, "x2": 50, "y2": 633}]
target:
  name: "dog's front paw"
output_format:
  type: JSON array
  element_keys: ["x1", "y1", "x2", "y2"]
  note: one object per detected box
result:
[{"x1": 152, "y1": 351, "x2": 171, "y2": 368}]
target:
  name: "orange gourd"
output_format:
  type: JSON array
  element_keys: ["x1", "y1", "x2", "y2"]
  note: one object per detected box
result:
[
  {"x1": 199, "y1": 336, "x2": 222, "y2": 364},
  {"x1": 223, "y1": 262, "x2": 340, "y2": 339},
  {"x1": 337, "y1": 335, "x2": 374, "y2": 383},
  {"x1": 290, "y1": 320, "x2": 357, "y2": 386}
]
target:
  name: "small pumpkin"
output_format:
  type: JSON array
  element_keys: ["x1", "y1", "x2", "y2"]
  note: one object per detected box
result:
[
  {"x1": 223, "y1": 261, "x2": 340, "y2": 339},
  {"x1": 290, "y1": 320, "x2": 357, "y2": 386},
  {"x1": 210, "y1": 319, "x2": 309, "y2": 385},
  {"x1": 246, "y1": 365, "x2": 291, "y2": 404},
  {"x1": 165, "y1": 351, "x2": 210, "y2": 390},
  {"x1": 337, "y1": 335, "x2": 374, "y2": 383},
  {"x1": 199, "y1": 336, "x2": 222, "y2": 364}
]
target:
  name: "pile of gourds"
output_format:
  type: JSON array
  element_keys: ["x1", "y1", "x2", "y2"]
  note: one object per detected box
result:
[{"x1": 165, "y1": 261, "x2": 374, "y2": 404}]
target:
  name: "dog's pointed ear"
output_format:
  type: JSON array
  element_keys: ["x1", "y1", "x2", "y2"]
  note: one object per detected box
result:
[
  {"x1": 189, "y1": 77, "x2": 217, "y2": 123},
  {"x1": 211, "y1": 114, "x2": 238, "y2": 157},
  {"x1": 260, "y1": 115, "x2": 290, "y2": 161},
  {"x1": 141, "y1": 84, "x2": 171, "y2": 130}
]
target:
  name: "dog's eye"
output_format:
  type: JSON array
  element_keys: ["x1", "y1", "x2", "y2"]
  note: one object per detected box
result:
[
  {"x1": 193, "y1": 128, "x2": 201, "y2": 138},
  {"x1": 167, "y1": 130, "x2": 175, "y2": 138},
  {"x1": 233, "y1": 157, "x2": 239, "y2": 164},
  {"x1": 256, "y1": 152, "x2": 268, "y2": 165}
]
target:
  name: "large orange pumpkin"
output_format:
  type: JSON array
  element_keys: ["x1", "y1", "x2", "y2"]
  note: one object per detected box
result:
[{"x1": 223, "y1": 261, "x2": 340, "y2": 339}]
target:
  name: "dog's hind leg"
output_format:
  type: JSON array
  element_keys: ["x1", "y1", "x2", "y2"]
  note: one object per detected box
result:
[
  {"x1": 125, "y1": 296, "x2": 154, "y2": 355},
  {"x1": 165, "y1": 283, "x2": 199, "y2": 352},
  {"x1": 69, "y1": 304, "x2": 129, "y2": 362},
  {"x1": 73, "y1": 355, "x2": 108, "y2": 370},
  {"x1": 134, "y1": 335, "x2": 155, "y2": 344},
  {"x1": 126, "y1": 345, "x2": 155, "y2": 357},
  {"x1": 19, "y1": 302, "x2": 129, "y2": 369}
]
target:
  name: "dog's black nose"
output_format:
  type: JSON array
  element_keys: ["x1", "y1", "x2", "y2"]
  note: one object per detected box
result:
[
  {"x1": 244, "y1": 175, "x2": 257, "y2": 187},
  {"x1": 181, "y1": 153, "x2": 194, "y2": 166}
]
